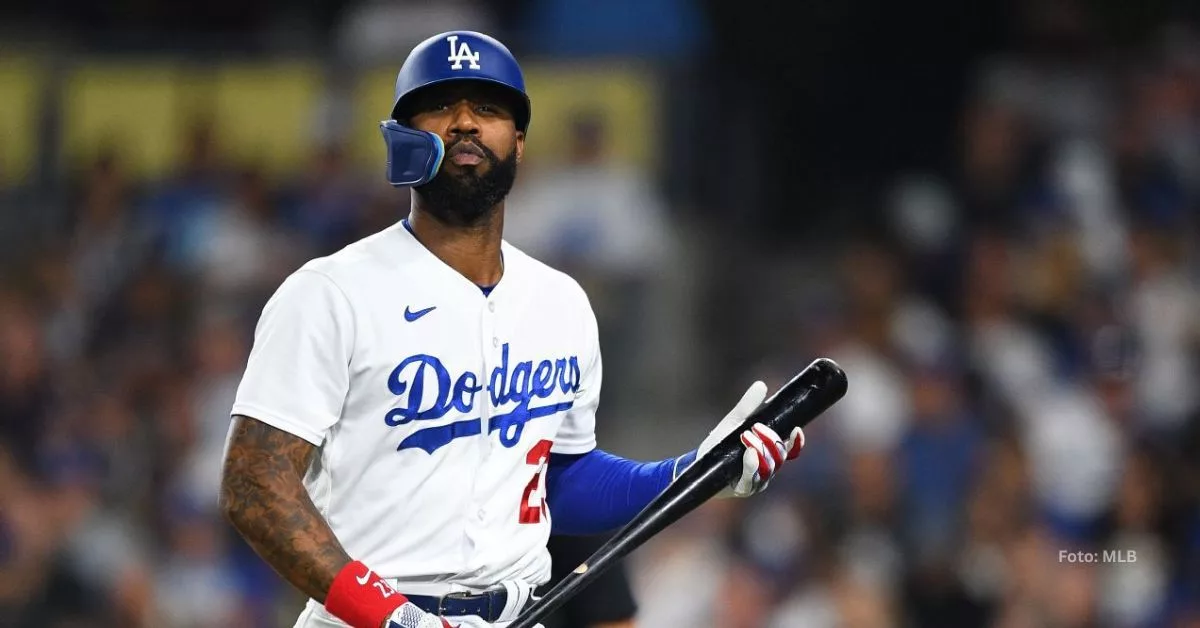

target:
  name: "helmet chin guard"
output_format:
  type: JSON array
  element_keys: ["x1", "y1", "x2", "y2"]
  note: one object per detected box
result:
[{"x1": 380, "y1": 121, "x2": 445, "y2": 187}]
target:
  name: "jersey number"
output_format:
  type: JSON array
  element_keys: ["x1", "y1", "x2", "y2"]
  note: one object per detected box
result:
[{"x1": 519, "y1": 439, "x2": 553, "y2": 524}]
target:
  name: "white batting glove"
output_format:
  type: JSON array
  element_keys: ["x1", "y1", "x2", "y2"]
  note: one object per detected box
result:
[
  {"x1": 691, "y1": 381, "x2": 806, "y2": 498},
  {"x1": 384, "y1": 603, "x2": 454, "y2": 628}
]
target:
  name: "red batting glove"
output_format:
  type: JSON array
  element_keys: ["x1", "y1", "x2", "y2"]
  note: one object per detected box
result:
[{"x1": 734, "y1": 422, "x2": 805, "y2": 497}]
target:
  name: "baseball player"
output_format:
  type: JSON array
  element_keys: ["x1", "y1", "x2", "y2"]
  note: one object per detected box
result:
[{"x1": 218, "y1": 31, "x2": 807, "y2": 628}]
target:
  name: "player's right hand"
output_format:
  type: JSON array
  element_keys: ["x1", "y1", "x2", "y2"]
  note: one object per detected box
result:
[
  {"x1": 383, "y1": 603, "x2": 456, "y2": 628},
  {"x1": 693, "y1": 381, "x2": 806, "y2": 498}
]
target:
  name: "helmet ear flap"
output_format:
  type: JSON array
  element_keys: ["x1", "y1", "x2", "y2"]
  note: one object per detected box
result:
[{"x1": 379, "y1": 121, "x2": 445, "y2": 187}]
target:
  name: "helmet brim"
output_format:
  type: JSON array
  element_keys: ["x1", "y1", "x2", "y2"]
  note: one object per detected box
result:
[{"x1": 390, "y1": 76, "x2": 531, "y2": 133}]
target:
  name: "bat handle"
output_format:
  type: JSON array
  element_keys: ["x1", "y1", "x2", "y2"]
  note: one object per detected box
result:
[{"x1": 507, "y1": 459, "x2": 737, "y2": 628}]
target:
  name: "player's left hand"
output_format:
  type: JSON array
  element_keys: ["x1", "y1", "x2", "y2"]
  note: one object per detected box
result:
[
  {"x1": 383, "y1": 603, "x2": 456, "y2": 628},
  {"x1": 694, "y1": 381, "x2": 806, "y2": 498}
]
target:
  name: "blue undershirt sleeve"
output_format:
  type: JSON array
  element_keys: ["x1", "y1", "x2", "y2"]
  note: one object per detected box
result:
[{"x1": 544, "y1": 449, "x2": 698, "y2": 535}]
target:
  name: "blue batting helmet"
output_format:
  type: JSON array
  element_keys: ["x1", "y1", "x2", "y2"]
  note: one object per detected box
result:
[{"x1": 380, "y1": 31, "x2": 531, "y2": 187}]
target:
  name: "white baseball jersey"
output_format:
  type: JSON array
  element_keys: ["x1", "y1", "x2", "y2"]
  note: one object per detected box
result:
[{"x1": 229, "y1": 220, "x2": 600, "y2": 624}]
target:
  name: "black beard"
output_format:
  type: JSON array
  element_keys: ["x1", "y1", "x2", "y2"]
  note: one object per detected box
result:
[{"x1": 414, "y1": 140, "x2": 518, "y2": 227}]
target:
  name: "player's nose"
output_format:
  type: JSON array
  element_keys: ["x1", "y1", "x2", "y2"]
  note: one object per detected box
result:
[{"x1": 447, "y1": 101, "x2": 481, "y2": 136}]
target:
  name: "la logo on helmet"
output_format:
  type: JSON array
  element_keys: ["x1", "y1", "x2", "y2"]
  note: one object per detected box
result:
[{"x1": 447, "y1": 35, "x2": 481, "y2": 70}]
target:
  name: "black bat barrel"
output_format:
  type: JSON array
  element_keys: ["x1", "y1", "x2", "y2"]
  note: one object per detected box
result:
[{"x1": 508, "y1": 358, "x2": 848, "y2": 628}]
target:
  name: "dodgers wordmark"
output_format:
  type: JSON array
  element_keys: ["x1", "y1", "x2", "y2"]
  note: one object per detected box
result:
[{"x1": 384, "y1": 344, "x2": 582, "y2": 453}]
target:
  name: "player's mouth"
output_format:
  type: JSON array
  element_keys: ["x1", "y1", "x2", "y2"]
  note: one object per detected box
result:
[{"x1": 448, "y1": 142, "x2": 487, "y2": 166}]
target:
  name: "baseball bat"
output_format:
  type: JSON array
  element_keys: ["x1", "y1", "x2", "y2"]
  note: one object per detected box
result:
[{"x1": 508, "y1": 358, "x2": 848, "y2": 628}]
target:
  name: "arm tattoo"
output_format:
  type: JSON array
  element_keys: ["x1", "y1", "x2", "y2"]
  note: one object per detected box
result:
[{"x1": 219, "y1": 415, "x2": 352, "y2": 602}]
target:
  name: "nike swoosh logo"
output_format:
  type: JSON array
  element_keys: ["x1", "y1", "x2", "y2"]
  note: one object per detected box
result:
[
  {"x1": 404, "y1": 305, "x2": 436, "y2": 322},
  {"x1": 355, "y1": 567, "x2": 372, "y2": 586}
]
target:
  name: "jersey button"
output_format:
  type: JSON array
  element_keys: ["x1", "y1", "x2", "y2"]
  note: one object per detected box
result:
[
  {"x1": 492, "y1": 337, "x2": 499, "y2": 348},
  {"x1": 477, "y1": 509, "x2": 486, "y2": 520},
  {"x1": 488, "y1": 302, "x2": 495, "y2": 312}
]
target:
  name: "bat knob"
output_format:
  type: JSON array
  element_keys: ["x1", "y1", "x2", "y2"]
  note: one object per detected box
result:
[{"x1": 807, "y1": 358, "x2": 848, "y2": 396}]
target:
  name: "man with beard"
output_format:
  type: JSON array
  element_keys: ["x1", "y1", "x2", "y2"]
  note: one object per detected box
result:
[{"x1": 219, "y1": 31, "x2": 808, "y2": 628}]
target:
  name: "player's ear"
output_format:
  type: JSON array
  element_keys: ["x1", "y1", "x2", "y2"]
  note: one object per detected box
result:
[{"x1": 515, "y1": 131, "x2": 525, "y2": 164}]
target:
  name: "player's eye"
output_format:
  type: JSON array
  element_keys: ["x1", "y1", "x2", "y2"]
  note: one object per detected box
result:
[
  {"x1": 415, "y1": 99, "x2": 452, "y2": 113},
  {"x1": 476, "y1": 104, "x2": 497, "y2": 114}
]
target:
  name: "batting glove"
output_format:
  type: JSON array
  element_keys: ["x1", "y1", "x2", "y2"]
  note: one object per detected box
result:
[
  {"x1": 384, "y1": 604, "x2": 455, "y2": 628},
  {"x1": 692, "y1": 381, "x2": 806, "y2": 498}
]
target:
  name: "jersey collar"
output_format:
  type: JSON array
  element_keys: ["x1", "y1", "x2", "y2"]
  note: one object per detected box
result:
[{"x1": 396, "y1": 218, "x2": 516, "y2": 300}]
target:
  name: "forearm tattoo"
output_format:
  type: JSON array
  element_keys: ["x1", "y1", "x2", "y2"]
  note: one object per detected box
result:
[{"x1": 219, "y1": 415, "x2": 352, "y2": 602}]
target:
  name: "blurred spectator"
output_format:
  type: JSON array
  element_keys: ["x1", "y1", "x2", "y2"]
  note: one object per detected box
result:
[
  {"x1": 142, "y1": 121, "x2": 227, "y2": 273},
  {"x1": 822, "y1": 240, "x2": 912, "y2": 454},
  {"x1": 282, "y1": 142, "x2": 373, "y2": 253},
  {"x1": 506, "y1": 109, "x2": 674, "y2": 278},
  {"x1": 632, "y1": 501, "x2": 740, "y2": 627},
  {"x1": 174, "y1": 308, "x2": 251, "y2": 514},
  {"x1": 0, "y1": 291, "x2": 52, "y2": 475},
  {"x1": 153, "y1": 494, "x2": 250, "y2": 627},
  {"x1": 1127, "y1": 227, "x2": 1200, "y2": 434},
  {"x1": 1098, "y1": 444, "x2": 1171, "y2": 626},
  {"x1": 190, "y1": 167, "x2": 311, "y2": 312},
  {"x1": 896, "y1": 358, "x2": 983, "y2": 569},
  {"x1": 0, "y1": 443, "x2": 57, "y2": 623},
  {"x1": 953, "y1": 99, "x2": 1035, "y2": 234},
  {"x1": 41, "y1": 435, "x2": 156, "y2": 627}
]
